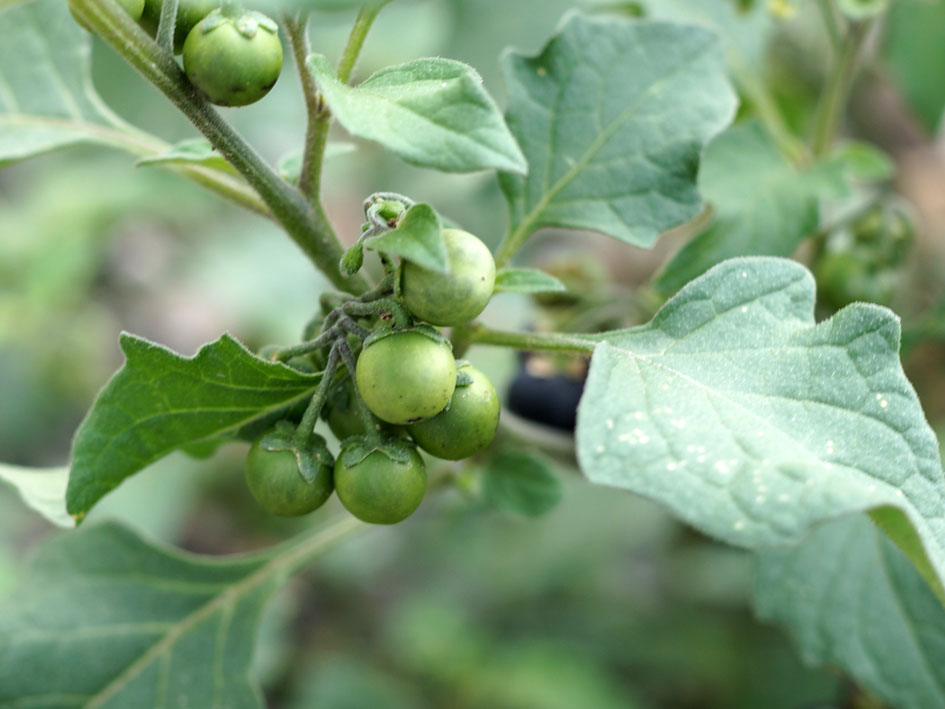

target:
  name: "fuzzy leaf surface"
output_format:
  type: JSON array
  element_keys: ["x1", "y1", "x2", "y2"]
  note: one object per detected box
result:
[
  {"x1": 363, "y1": 203, "x2": 448, "y2": 273},
  {"x1": 0, "y1": 0, "x2": 136, "y2": 165},
  {"x1": 755, "y1": 514, "x2": 945, "y2": 709},
  {"x1": 576, "y1": 257, "x2": 945, "y2": 592},
  {"x1": 308, "y1": 55, "x2": 526, "y2": 174},
  {"x1": 498, "y1": 14, "x2": 736, "y2": 249}
]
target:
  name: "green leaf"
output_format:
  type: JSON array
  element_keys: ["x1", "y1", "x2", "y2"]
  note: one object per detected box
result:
[
  {"x1": 655, "y1": 122, "x2": 821, "y2": 293},
  {"x1": 498, "y1": 14, "x2": 736, "y2": 249},
  {"x1": 482, "y1": 450, "x2": 562, "y2": 517},
  {"x1": 755, "y1": 514, "x2": 945, "y2": 708},
  {"x1": 136, "y1": 138, "x2": 236, "y2": 175},
  {"x1": 576, "y1": 256, "x2": 945, "y2": 592},
  {"x1": 0, "y1": 518, "x2": 360, "y2": 707},
  {"x1": 0, "y1": 0, "x2": 141, "y2": 166},
  {"x1": 494, "y1": 268, "x2": 566, "y2": 294},
  {"x1": 0, "y1": 464, "x2": 72, "y2": 528},
  {"x1": 827, "y1": 140, "x2": 895, "y2": 183},
  {"x1": 885, "y1": 0, "x2": 945, "y2": 132},
  {"x1": 66, "y1": 333, "x2": 320, "y2": 522},
  {"x1": 363, "y1": 203, "x2": 449, "y2": 273},
  {"x1": 307, "y1": 54, "x2": 527, "y2": 174}
]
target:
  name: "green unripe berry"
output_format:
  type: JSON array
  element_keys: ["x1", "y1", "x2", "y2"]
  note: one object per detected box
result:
[
  {"x1": 355, "y1": 331, "x2": 456, "y2": 425},
  {"x1": 409, "y1": 364, "x2": 500, "y2": 460},
  {"x1": 182, "y1": 8, "x2": 283, "y2": 107},
  {"x1": 333, "y1": 442, "x2": 426, "y2": 524},
  {"x1": 245, "y1": 437, "x2": 333, "y2": 517},
  {"x1": 401, "y1": 228, "x2": 496, "y2": 326}
]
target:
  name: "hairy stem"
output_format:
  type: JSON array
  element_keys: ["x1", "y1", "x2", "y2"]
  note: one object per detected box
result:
[
  {"x1": 296, "y1": 2, "x2": 387, "y2": 204},
  {"x1": 812, "y1": 18, "x2": 869, "y2": 158},
  {"x1": 466, "y1": 324, "x2": 597, "y2": 354},
  {"x1": 277, "y1": 328, "x2": 336, "y2": 361},
  {"x1": 70, "y1": 0, "x2": 369, "y2": 294},
  {"x1": 336, "y1": 3, "x2": 387, "y2": 84},
  {"x1": 294, "y1": 345, "x2": 340, "y2": 442},
  {"x1": 283, "y1": 14, "x2": 322, "y2": 200}
]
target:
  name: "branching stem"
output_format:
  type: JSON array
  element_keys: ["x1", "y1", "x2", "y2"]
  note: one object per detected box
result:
[
  {"x1": 296, "y1": 4, "x2": 388, "y2": 203},
  {"x1": 69, "y1": 0, "x2": 369, "y2": 294},
  {"x1": 293, "y1": 344, "x2": 340, "y2": 443},
  {"x1": 812, "y1": 18, "x2": 870, "y2": 157}
]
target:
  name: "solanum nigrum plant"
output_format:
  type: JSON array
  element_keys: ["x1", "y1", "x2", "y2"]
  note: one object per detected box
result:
[{"x1": 4, "y1": 0, "x2": 945, "y2": 705}]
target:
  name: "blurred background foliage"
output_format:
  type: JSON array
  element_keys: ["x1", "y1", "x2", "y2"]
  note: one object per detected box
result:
[{"x1": 3, "y1": 0, "x2": 945, "y2": 706}]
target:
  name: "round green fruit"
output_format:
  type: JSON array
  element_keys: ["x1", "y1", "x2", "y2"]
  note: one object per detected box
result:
[
  {"x1": 333, "y1": 441, "x2": 426, "y2": 524},
  {"x1": 409, "y1": 364, "x2": 499, "y2": 460},
  {"x1": 400, "y1": 228, "x2": 496, "y2": 326},
  {"x1": 355, "y1": 331, "x2": 456, "y2": 425},
  {"x1": 140, "y1": 0, "x2": 218, "y2": 53},
  {"x1": 245, "y1": 437, "x2": 333, "y2": 516},
  {"x1": 70, "y1": 0, "x2": 145, "y2": 31},
  {"x1": 182, "y1": 8, "x2": 282, "y2": 107}
]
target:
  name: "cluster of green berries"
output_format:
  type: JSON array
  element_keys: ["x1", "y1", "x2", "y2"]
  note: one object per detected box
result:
[
  {"x1": 72, "y1": 0, "x2": 282, "y2": 107},
  {"x1": 247, "y1": 228, "x2": 501, "y2": 525}
]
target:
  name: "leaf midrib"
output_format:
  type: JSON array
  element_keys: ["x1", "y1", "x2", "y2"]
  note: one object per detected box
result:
[
  {"x1": 508, "y1": 34, "x2": 717, "y2": 241},
  {"x1": 85, "y1": 517, "x2": 362, "y2": 708}
]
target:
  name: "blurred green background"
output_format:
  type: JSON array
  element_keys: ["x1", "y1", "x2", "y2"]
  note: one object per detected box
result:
[{"x1": 5, "y1": 0, "x2": 945, "y2": 706}]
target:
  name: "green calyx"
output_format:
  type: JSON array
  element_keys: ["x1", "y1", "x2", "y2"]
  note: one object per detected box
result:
[
  {"x1": 257, "y1": 421, "x2": 334, "y2": 483},
  {"x1": 337, "y1": 434, "x2": 417, "y2": 468},
  {"x1": 197, "y1": 6, "x2": 277, "y2": 38},
  {"x1": 363, "y1": 323, "x2": 450, "y2": 349}
]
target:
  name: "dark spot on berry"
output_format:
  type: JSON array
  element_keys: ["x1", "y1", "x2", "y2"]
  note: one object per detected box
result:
[{"x1": 407, "y1": 417, "x2": 423, "y2": 423}]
